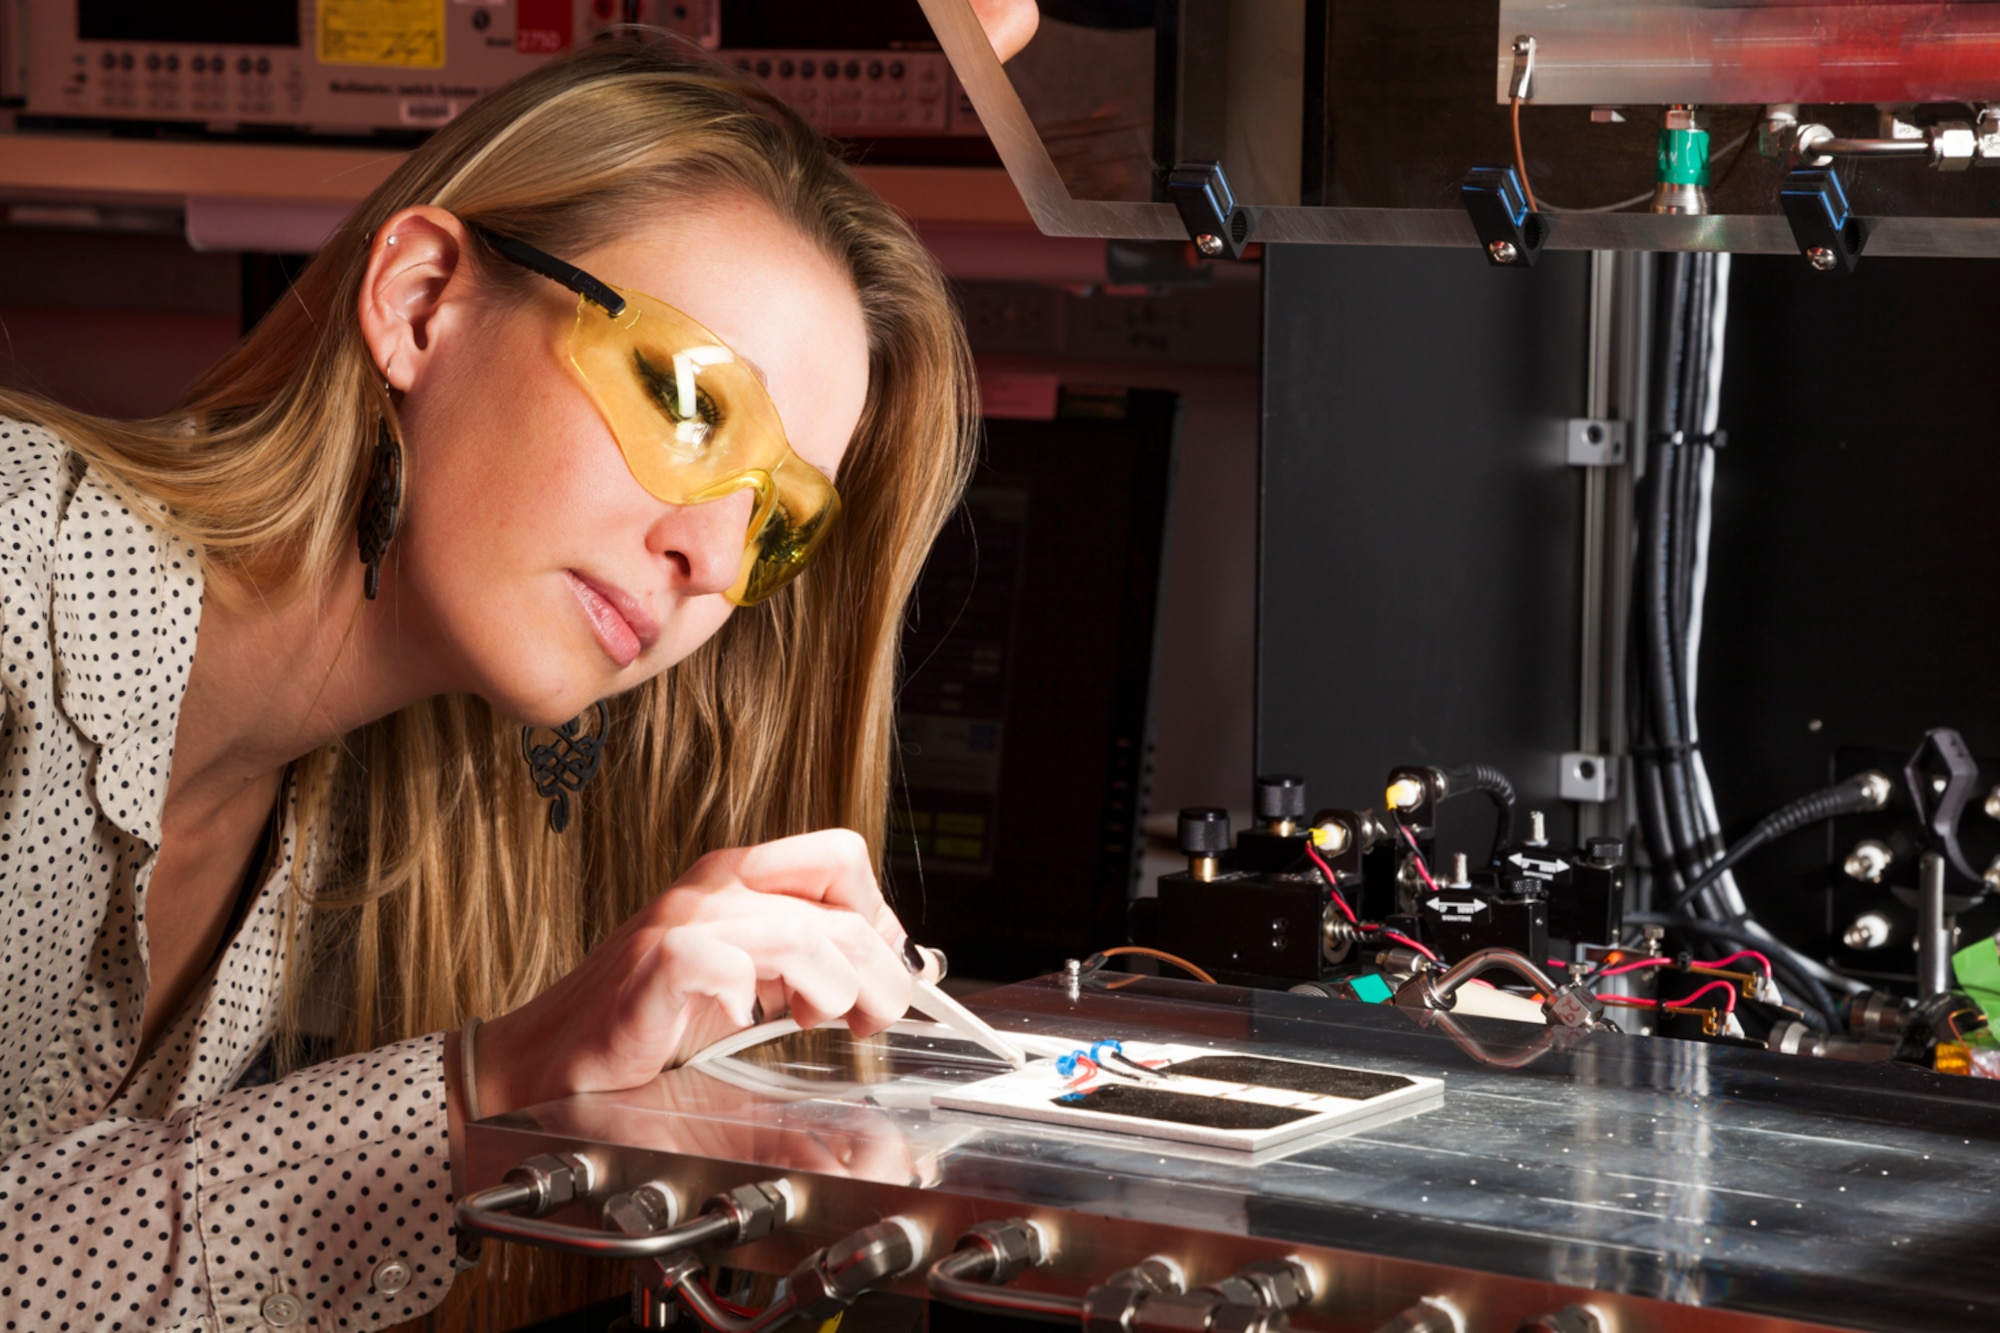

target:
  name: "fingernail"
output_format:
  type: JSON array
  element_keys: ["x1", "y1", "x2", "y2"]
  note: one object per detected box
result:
[{"x1": 900, "y1": 936, "x2": 926, "y2": 974}]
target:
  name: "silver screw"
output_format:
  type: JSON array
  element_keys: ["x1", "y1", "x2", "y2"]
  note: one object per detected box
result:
[
  {"x1": 1195, "y1": 233, "x2": 1225, "y2": 256},
  {"x1": 1642, "y1": 924, "x2": 1665, "y2": 956},
  {"x1": 1984, "y1": 784, "x2": 2000, "y2": 821},
  {"x1": 1806, "y1": 245, "x2": 1838, "y2": 271},
  {"x1": 1488, "y1": 239, "x2": 1520, "y2": 264},
  {"x1": 1986, "y1": 855, "x2": 2000, "y2": 892},
  {"x1": 1528, "y1": 809, "x2": 1548, "y2": 844},
  {"x1": 1450, "y1": 852, "x2": 1470, "y2": 886}
]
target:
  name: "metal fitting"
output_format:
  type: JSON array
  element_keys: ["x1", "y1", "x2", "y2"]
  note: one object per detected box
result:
[
  {"x1": 1448, "y1": 852, "x2": 1471, "y2": 888},
  {"x1": 1311, "y1": 820, "x2": 1351, "y2": 856},
  {"x1": 503, "y1": 1152, "x2": 595, "y2": 1216},
  {"x1": 1984, "y1": 783, "x2": 2000, "y2": 820},
  {"x1": 1195, "y1": 233, "x2": 1225, "y2": 257},
  {"x1": 1852, "y1": 770, "x2": 1894, "y2": 810},
  {"x1": 1805, "y1": 244, "x2": 1838, "y2": 271},
  {"x1": 1227, "y1": 1259, "x2": 1313, "y2": 1311},
  {"x1": 1527, "y1": 809, "x2": 1548, "y2": 845},
  {"x1": 708, "y1": 1180, "x2": 791, "y2": 1246},
  {"x1": 1987, "y1": 854, "x2": 2000, "y2": 892},
  {"x1": 1933, "y1": 121, "x2": 1978, "y2": 170},
  {"x1": 1759, "y1": 103, "x2": 1800, "y2": 158},
  {"x1": 1844, "y1": 840, "x2": 1892, "y2": 884},
  {"x1": 1795, "y1": 123, "x2": 1835, "y2": 165},
  {"x1": 1487, "y1": 239, "x2": 1520, "y2": 264},
  {"x1": 1844, "y1": 910, "x2": 1895, "y2": 951}
]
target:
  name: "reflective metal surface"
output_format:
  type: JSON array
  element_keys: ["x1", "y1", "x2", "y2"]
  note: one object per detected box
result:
[
  {"x1": 465, "y1": 977, "x2": 2000, "y2": 1333},
  {"x1": 920, "y1": 0, "x2": 2000, "y2": 255},
  {"x1": 1497, "y1": 3, "x2": 2000, "y2": 107}
]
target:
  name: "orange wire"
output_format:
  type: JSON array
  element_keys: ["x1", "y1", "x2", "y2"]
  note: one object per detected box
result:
[
  {"x1": 1510, "y1": 95, "x2": 1539, "y2": 213},
  {"x1": 1096, "y1": 946, "x2": 1219, "y2": 985}
]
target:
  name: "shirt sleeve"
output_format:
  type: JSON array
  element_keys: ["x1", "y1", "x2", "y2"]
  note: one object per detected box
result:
[{"x1": 0, "y1": 1032, "x2": 457, "y2": 1330}]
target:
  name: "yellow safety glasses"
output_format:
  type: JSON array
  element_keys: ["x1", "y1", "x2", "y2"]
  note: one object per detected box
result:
[{"x1": 477, "y1": 226, "x2": 840, "y2": 606}]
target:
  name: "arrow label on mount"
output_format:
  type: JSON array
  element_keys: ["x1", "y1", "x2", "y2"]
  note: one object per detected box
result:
[
  {"x1": 1507, "y1": 853, "x2": 1571, "y2": 878},
  {"x1": 1425, "y1": 896, "x2": 1488, "y2": 922}
]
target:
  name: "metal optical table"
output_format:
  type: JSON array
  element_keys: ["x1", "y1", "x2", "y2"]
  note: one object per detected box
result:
[{"x1": 459, "y1": 975, "x2": 2000, "y2": 1333}]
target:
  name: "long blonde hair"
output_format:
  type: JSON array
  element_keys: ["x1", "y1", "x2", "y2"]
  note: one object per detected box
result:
[{"x1": 0, "y1": 39, "x2": 975, "y2": 1325}]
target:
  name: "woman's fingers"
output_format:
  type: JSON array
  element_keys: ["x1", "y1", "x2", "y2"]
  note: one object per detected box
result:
[
  {"x1": 708, "y1": 829, "x2": 904, "y2": 943},
  {"x1": 695, "y1": 906, "x2": 909, "y2": 1032}
]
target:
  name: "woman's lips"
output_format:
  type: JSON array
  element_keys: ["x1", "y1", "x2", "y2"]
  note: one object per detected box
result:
[{"x1": 566, "y1": 571, "x2": 659, "y2": 669}]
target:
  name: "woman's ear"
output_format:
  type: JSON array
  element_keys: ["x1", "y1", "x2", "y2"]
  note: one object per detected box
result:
[{"x1": 357, "y1": 206, "x2": 472, "y2": 394}]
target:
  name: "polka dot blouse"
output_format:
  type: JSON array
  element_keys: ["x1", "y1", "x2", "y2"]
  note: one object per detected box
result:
[{"x1": 0, "y1": 420, "x2": 456, "y2": 1328}]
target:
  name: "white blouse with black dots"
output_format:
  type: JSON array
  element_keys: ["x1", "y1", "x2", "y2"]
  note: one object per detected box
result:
[{"x1": 0, "y1": 418, "x2": 456, "y2": 1329}]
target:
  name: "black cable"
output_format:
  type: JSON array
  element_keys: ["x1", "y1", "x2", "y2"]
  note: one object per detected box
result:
[
  {"x1": 1663, "y1": 773, "x2": 1889, "y2": 917},
  {"x1": 1626, "y1": 912, "x2": 1838, "y2": 1032},
  {"x1": 1439, "y1": 763, "x2": 1517, "y2": 863}
]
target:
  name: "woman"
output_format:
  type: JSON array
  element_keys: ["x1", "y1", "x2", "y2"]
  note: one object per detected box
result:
[{"x1": 0, "y1": 37, "x2": 977, "y2": 1329}]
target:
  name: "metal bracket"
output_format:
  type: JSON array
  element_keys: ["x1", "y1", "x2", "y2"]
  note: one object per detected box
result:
[
  {"x1": 1165, "y1": 161, "x2": 1252, "y2": 260},
  {"x1": 1559, "y1": 752, "x2": 1617, "y2": 803},
  {"x1": 1779, "y1": 166, "x2": 1870, "y2": 272},
  {"x1": 1462, "y1": 165, "x2": 1551, "y2": 266},
  {"x1": 1564, "y1": 419, "x2": 1627, "y2": 467}
]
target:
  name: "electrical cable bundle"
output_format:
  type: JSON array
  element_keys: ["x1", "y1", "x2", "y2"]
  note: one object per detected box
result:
[{"x1": 1628, "y1": 252, "x2": 1860, "y2": 1032}]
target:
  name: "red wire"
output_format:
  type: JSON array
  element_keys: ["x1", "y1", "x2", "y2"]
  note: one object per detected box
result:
[
  {"x1": 1596, "y1": 957, "x2": 1676, "y2": 981},
  {"x1": 1373, "y1": 928, "x2": 1441, "y2": 964},
  {"x1": 1673, "y1": 979, "x2": 1738, "y2": 1014},
  {"x1": 1305, "y1": 843, "x2": 1359, "y2": 924},
  {"x1": 1066, "y1": 1055, "x2": 1100, "y2": 1088},
  {"x1": 1706, "y1": 949, "x2": 1774, "y2": 981},
  {"x1": 1397, "y1": 823, "x2": 1441, "y2": 893}
]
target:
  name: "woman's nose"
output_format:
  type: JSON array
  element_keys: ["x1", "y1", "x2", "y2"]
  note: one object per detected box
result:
[{"x1": 651, "y1": 486, "x2": 757, "y2": 597}]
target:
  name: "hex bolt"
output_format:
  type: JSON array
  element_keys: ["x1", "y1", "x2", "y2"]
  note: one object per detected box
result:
[{"x1": 1488, "y1": 239, "x2": 1520, "y2": 263}]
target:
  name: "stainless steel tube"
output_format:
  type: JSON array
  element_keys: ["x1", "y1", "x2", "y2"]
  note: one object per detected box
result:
[
  {"x1": 1807, "y1": 137, "x2": 1933, "y2": 158},
  {"x1": 454, "y1": 1188, "x2": 738, "y2": 1259},
  {"x1": 1430, "y1": 948, "x2": 1564, "y2": 1005},
  {"x1": 927, "y1": 1248, "x2": 1083, "y2": 1324}
]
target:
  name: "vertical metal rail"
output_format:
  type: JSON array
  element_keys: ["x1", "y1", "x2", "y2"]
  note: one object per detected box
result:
[{"x1": 1576, "y1": 251, "x2": 1651, "y2": 845}]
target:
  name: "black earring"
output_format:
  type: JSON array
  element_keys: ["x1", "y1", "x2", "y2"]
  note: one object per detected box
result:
[
  {"x1": 358, "y1": 414, "x2": 403, "y2": 600},
  {"x1": 522, "y1": 700, "x2": 611, "y2": 833}
]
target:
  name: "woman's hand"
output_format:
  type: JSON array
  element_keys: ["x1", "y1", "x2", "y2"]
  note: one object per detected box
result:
[{"x1": 471, "y1": 829, "x2": 916, "y2": 1117}]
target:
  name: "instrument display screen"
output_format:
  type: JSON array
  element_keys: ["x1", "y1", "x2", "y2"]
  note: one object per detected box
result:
[{"x1": 78, "y1": 0, "x2": 301, "y2": 47}]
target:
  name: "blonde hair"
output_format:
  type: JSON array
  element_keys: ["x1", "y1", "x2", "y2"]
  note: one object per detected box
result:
[{"x1": 0, "y1": 39, "x2": 974, "y2": 1327}]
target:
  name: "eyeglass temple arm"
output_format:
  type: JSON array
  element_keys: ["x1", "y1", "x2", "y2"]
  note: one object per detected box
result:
[{"x1": 471, "y1": 225, "x2": 628, "y2": 319}]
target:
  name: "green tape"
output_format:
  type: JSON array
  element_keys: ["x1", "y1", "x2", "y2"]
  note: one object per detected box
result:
[
  {"x1": 1953, "y1": 932, "x2": 2000, "y2": 1017},
  {"x1": 1657, "y1": 127, "x2": 1711, "y2": 187},
  {"x1": 1349, "y1": 973, "x2": 1394, "y2": 1004}
]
